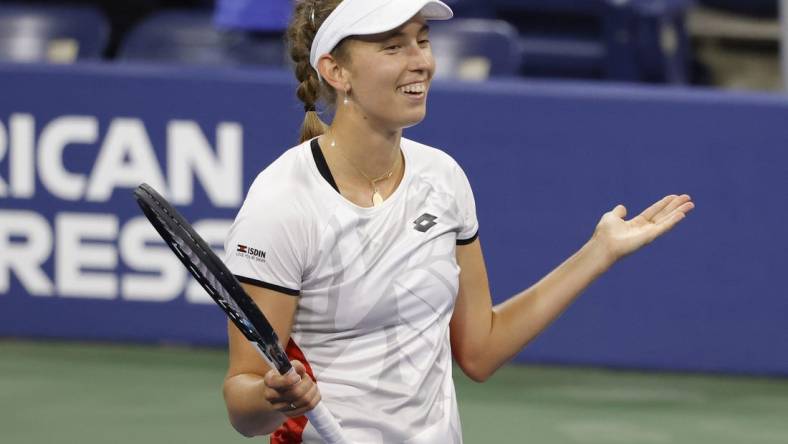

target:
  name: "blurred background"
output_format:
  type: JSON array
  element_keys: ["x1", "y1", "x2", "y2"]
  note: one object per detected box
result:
[
  {"x1": 0, "y1": 0, "x2": 785, "y2": 88},
  {"x1": 1, "y1": 1, "x2": 787, "y2": 443}
]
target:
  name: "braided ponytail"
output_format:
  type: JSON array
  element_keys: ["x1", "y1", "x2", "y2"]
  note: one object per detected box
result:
[{"x1": 287, "y1": 0, "x2": 347, "y2": 144}]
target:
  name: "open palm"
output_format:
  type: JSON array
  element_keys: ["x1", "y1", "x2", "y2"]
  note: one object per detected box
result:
[{"x1": 594, "y1": 194, "x2": 695, "y2": 261}]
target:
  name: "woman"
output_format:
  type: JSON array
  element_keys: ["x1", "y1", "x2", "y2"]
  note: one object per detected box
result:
[{"x1": 222, "y1": 0, "x2": 696, "y2": 442}]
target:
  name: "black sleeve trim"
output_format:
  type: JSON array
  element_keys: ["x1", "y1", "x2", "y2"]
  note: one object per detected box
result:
[
  {"x1": 456, "y1": 230, "x2": 479, "y2": 246},
  {"x1": 234, "y1": 275, "x2": 300, "y2": 296}
]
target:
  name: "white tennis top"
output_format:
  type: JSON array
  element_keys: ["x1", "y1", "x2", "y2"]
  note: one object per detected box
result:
[{"x1": 224, "y1": 136, "x2": 478, "y2": 443}]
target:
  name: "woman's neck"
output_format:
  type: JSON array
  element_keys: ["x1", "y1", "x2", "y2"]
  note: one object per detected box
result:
[
  {"x1": 317, "y1": 109, "x2": 406, "y2": 208},
  {"x1": 323, "y1": 109, "x2": 402, "y2": 179}
]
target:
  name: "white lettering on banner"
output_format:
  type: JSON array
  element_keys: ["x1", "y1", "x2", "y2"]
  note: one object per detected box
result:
[
  {"x1": 56, "y1": 213, "x2": 118, "y2": 299},
  {"x1": 86, "y1": 118, "x2": 167, "y2": 202},
  {"x1": 0, "y1": 209, "x2": 232, "y2": 303},
  {"x1": 0, "y1": 210, "x2": 54, "y2": 296},
  {"x1": 38, "y1": 116, "x2": 98, "y2": 201},
  {"x1": 119, "y1": 216, "x2": 185, "y2": 302},
  {"x1": 1, "y1": 111, "x2": 243, "y2": 303},
  {"x1": 0, "y1": 113, "x2": 242, "y2": 206},
  {"x1": 10, "y1": 114, "x2": 35, "y2": 199},
  {"x1": 168, "y1": 121, "x2": 242, "y2": 208},
  {"x1": 187, "y1": 219, "x2": 234, "y2": 304}
]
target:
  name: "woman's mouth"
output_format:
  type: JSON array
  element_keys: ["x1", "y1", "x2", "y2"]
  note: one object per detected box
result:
[{"x1": 397, "y1": 82, "x2": 427, "y2": 100}]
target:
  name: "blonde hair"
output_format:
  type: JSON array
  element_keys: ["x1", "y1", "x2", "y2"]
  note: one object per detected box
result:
[{"x1": 286, "y1": 0, "x2": 351, "y2": 143}]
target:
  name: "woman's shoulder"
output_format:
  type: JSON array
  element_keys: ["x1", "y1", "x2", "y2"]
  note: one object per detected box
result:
[
  {"x1": 254, "y1": 140, "x2": 310, "y2": 180},
  {"x1": 240, "y1": 140, "x2": 317, "y2": 214},
  {"x1": 403, "y1": 137, "x2": 464, "y2": 174},
  {"x1": 247, "y1": 140, "x2": 316, "y2": 193}
]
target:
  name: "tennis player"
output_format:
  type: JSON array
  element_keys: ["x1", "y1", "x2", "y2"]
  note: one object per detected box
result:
[{"x1": 222, "y1": 0, "x2": 696, "y2": 442}]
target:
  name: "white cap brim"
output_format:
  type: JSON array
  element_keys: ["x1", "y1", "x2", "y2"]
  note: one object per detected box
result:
[{"x1": 310, "y1": 0, "x2": 453, "y2": 76}]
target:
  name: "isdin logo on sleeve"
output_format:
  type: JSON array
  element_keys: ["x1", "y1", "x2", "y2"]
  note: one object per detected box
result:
[{"x1": 236, "y1": 244, "x2": 267, "y2": 262}]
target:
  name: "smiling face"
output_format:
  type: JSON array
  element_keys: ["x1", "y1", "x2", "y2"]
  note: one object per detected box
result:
[{"x1": 339, "y1": 15, "x2": 436, "y2": 131}]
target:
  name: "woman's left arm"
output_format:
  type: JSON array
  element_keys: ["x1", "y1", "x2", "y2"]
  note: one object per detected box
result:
[{"x1": 450, "y1": 194, "x2": 695, "y2": 382}]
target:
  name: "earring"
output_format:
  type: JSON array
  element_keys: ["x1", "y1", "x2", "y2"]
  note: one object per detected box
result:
[{"x1": 343, "y1": 89, "x2": 350, "y2": 106}]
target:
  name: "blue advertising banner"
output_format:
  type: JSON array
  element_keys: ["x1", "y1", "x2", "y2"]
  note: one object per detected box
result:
[
  {"x1": 0, "y1": 63, "x2": 304, "y2": 345},
  {"x1": 1, "y1": 62, "x2": 787, "y2": 375}
]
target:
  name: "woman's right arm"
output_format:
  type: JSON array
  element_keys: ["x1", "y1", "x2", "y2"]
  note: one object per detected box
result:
[{"x1": 222, "y1": 283, "x2": 315, "y2": 437}]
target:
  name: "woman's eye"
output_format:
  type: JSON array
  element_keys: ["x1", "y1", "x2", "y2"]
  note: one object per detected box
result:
[
  {"x1": 385, "y1": 45, "x2": 401, "y2": 51},
  {"x1": 419, "y1": 39, "x2": 430, "y2": 45}
]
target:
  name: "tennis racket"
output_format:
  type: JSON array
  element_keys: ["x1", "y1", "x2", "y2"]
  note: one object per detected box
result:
[{"x1": 133, "y1": 183, "x2": 347, "y2": 444}]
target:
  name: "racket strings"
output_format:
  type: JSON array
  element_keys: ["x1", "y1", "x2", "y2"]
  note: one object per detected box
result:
[
  {"x1": 137, "y1": 185, "x2": 292, "y2": 373},
  {"x1": 144, "y1": 190, "x2": 267, "y2": 344},
  {"x1": 136, "y1": 184, "x2": 344, "y2": 442}
]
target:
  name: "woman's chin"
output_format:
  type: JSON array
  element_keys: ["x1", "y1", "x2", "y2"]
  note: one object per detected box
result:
[{"x1": 399, "y1": 109, "x2": 427, "y2": 129}]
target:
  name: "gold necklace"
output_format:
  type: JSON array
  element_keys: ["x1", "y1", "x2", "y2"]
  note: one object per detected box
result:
[{"x1": 330, "y1": 137, "x2": 400, "y2": 207}]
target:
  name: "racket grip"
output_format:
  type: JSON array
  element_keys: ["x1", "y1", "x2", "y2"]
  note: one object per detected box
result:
[{"x1": 306, "y1": 403, "x2": 347, "y2": 444}]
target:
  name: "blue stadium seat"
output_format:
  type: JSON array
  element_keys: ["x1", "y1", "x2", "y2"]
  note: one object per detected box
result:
[
  {"x1": 0, "y1": 3, "x2": 109, "y2": 63},
  {"x1": 214, "y1": 0, "x2": 292, "y2": 32},
  {"x1": 430, "y1": 19, "x2": 522, "y2": 80},
  {"x1": 117, "y1": 10, "x2": 287, "y2": 68},
  {"x1": 489, "y1": 0, "x2": 693, "y2": 83},
  {"x1": 604, "y1": 0, "x2": 692, "y2": 83},
  {"x1": 442, "y1": 0, "x2": 495, "y2": 18}
]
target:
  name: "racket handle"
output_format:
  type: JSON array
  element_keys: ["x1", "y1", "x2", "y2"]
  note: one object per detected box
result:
[
  {"x1": 306, "y1": 402, "x2": 347, "y2": 444},
  {"x1": 281, "y1": 369, "x2": 346, "y2": 443}
]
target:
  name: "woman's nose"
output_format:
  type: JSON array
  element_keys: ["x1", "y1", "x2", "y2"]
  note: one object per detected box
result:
[{"x1": 407, "y1": 43, "x2": 432, "y2": 71}]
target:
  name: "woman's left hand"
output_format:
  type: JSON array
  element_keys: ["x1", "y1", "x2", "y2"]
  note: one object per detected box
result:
[{"x1": 593, "y1": 194, "x2": 695, "y2": 263}]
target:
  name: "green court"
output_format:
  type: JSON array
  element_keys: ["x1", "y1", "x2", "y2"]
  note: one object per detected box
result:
[{"x1": 2, "y1": 340, "x2": 786, "y2": 443}]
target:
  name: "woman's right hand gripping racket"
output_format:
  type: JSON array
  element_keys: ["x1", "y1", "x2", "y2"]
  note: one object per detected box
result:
[{"x1": 133, "y1": 183, "x2": 347, "y2": 444}]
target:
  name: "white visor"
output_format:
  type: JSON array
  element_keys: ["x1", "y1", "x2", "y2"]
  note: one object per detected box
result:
[{"x1": 309, "y1": 0, "x2": 453, "y2": 78}]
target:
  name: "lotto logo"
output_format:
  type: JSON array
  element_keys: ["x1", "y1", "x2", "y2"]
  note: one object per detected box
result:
[{"x1": 413, "y1": 213, "x2": 438, "y2": 232}]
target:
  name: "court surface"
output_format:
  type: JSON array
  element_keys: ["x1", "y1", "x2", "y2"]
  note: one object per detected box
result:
[{"x1": 1, "y1": 340, "x2": 786, "y2": 443}]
